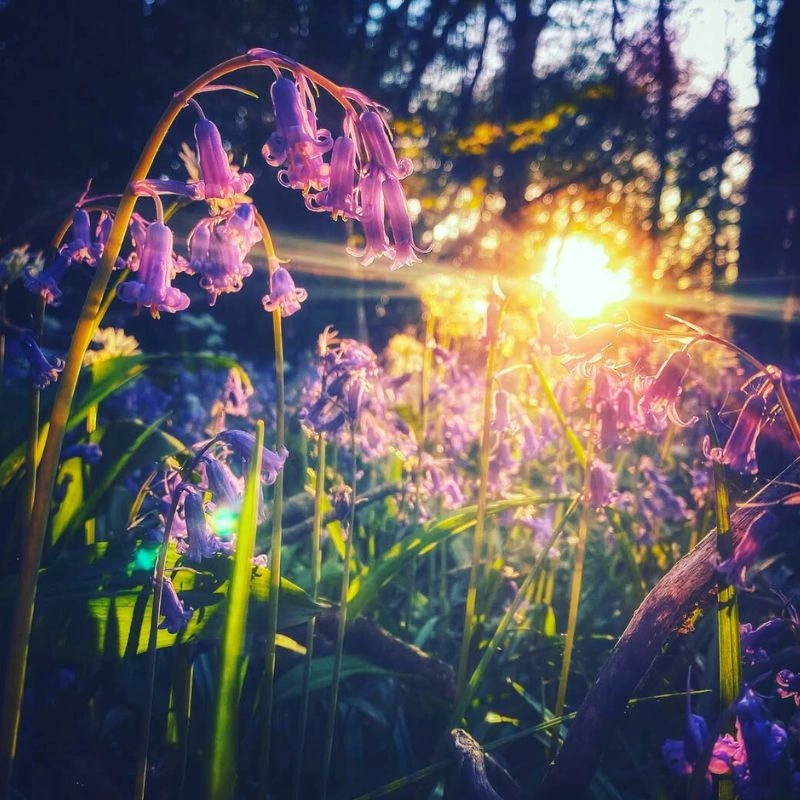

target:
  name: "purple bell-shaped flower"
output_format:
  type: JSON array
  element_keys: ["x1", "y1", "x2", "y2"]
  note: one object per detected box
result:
[
  {"x1": 262, "y1": 77, "x2": 333, "y2": 191},
  {"x1": 193, "y1": 117, "x2": 254, "y2": 201},
  {"x1": 305, "y1": 135, "x2": 357, "y2": 220},
  {"x1": 118, "y1": 222, "x2": 190, "y2": 317},
  {"x1": 262, "y1": 265, "x2": 308, "y2": 317}
]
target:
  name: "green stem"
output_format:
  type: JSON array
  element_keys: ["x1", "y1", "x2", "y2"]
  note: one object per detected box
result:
[
  {"x1": 455, "y1": 305, "x2": 502, "y2": 696},
  {"x1": 320, "y1": 427, "x2": 358, "y2": 800},
  {"x1": 292, "y1": 435, "x2": 326, "y2": 800},
  {"x1": 258, "y1": 321, "x2": 286, "y2": 789},
  {"x1": 254, "y1": 213, "x2": 287, "y2": 795},
  {"x1": 209, "y1": 421, "x2": 265, "y2": 799},
  {"x1": 709, "y1": 416, "x2": 740, "y2": 769},
  {"x1": 552, "y1": 412, "x2": 597, "y2": 754},
  {"x1": 23, "y1": 296, "x2": 46, "y2": 523},
  {"x1": 134, "y1": 485, "x2": 185, "y2": 800},
  {"x1": 0, "y1": 53, "x2": 281, "y2": 793},
  {"x1": 529, "y1": 353, "x2": 586, "y2": 468},
  {"x1": 449, "y1": 496, "x2": 579, "y2": 728},
  {"x1": 0, "y1": 283, "x2": 7, "y2": 393}
]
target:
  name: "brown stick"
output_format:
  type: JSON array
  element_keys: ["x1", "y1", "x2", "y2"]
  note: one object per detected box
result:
[{"x1": 540, "y1": 458, "x2": 800, "y2": 797}]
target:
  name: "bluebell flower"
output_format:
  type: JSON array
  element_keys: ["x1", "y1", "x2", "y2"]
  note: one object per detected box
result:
[
  {"x1": 15, "y1": 329, "x2": 65, "y2": 388},
  {"x1": 24, "y1": 247, "x2": 77, "y2": 306},
  {"x1": 589, "y1": 458, "x2": 617, "y2": 508},
  {"x1": 262, "y1": 265, "x2": 308, "y2": 317},
  {"x1": 347, "y1": 110, "x2": 427, "y2": 269},
  {"x1": 118, "y1": 222, "x2": 190, "y2": 317},
  {"x1": 217, "y1": 429, "x2": 288, "y2": 485},
  {"x1": 740, "y1": 619, "x2": 786, "y2": 666},
  {"x1": 705, "y1": 394, "x2": 768, "y2": 475},
  {"x1": 193, "y1": 117, "x2": 254, "y2": 202},
  {"x1": 638, "y1": 350, "x2": 696, "y2": 429},
  {"x1": 61, "y1": 443, "x2": 103, "y2": 465},
  {"x1": 262, "y1": 77, "x2": 333, "y2": 191},
  {"x1": 187, "y1": 204, "x2": 261, "y2": 304},
  {"x1": 731, "y1": 688, "x2": 788, "y2": 799},
  {"x1": 158, "y1": 576, "x2": 193, "y2": 634},
  {"x1": 305, "y1": 135, "x2": 357, "y2": 219},
  {"x1": 203, "y1": 454, "x2": 243, "y2": 507}
]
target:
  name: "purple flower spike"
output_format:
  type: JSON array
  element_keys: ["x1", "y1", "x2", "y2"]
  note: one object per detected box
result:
[
  {"x1": 348, "y1": 172, "x2": 391, "y2": 266},
  {"x1": 262, "y1": 265, "x2": 308, "y2": 317},
  {"x1": 118, "y1": 222, "x2": 190, "y2": 317},
  {"x1": 194, "y1": 118, "x2": 254, "y2": 201},
  {"x1": 158, "y1": 576, "x2": 193, "y2": 634},
  {"x1": 306, "y1": 135, "x2": 357, "y2": 219},
  {"x1": 263, "y1": 77, "x2": 333, "y2": 191},
  {"x1": 707, "y1": 394, "x2": 768, "y2": 475},
  {"x1": 359, "y1": 111, "x2": 413, "y2": 179},
  {"x1": 638, "y1": 350, "x2": 696, "y2": 429}
]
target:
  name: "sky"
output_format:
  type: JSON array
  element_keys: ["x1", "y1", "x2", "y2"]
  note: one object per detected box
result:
[
  {"x1": 535, "y1": 0, "x2": 760, "y2": 109},
  {"x1": 675, "y1": 0, "x2": 758, "y2": 108}
]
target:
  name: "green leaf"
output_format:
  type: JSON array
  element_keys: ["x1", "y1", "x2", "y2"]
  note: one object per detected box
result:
[
  {"x1": 347, "y1": 495, "x2": 570, "y2": 620},
  {"x1": 210, "y1": 420, "x2": 264, "y2": 799},
  {"x1": 0, "y1": 541, "x2": 329, "y2": 663},
  {"x1": 0, "y1": 352, "x2": 242, "y2": 488},
  {"x1": 273, "y1": 655, "x2": 392, "y2": 704},
  {"x1": 51, "y1": 417, "x2": 184, "y2": 547}
]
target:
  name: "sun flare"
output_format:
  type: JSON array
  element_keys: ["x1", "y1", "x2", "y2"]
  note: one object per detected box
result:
[{"x1": 536, "y1": 235, "x2": 632, "y2": 318}]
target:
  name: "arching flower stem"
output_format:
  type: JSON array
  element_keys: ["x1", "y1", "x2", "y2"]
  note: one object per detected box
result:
[
  {"x1": 252, "y1": 208, "x2": 287, "y2": 792},
  {"x1": 0, "y1": 51, "x2": 291, "y2": 795}
]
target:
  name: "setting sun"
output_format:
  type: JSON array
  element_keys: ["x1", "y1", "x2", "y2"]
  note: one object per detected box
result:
[{"x1": 536, "y1": 235, "x2": 632, "y2": 318}]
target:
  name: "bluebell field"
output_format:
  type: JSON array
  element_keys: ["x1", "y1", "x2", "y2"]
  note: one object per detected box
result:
[{"x1": 1, "y1": 42, "x2": 800, "y2": 800}]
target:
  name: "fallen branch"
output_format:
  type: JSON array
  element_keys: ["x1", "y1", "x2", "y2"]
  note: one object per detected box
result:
[{"x1": 540, "y1": 458, "x2": 800, "y2": 796}]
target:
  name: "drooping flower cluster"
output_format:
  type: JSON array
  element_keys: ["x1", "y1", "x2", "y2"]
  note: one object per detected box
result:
[
  {"x1": 260, "y1": 67, "x2": 426, "y2": 270},
  {"x1": 25, "y1": 208, "x2": 116, "y2": 306},
  {"x1": 187, "y1": 203, "x2": 262, "y2": 305},
  {"x1": 118, "y1": 216, "x2": 191, "y2": 316},
  {"x1": 150, "y1": 427, "x2": 288, "y2": 633}
]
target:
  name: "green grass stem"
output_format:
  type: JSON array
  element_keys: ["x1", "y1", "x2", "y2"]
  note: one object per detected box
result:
[
  {"x1": 552, "y1": 412, "x2": 597, "y2": 753},
  {"x1": 292, "y1": 434, "x2": 326, "y2": 800},
  {"x1": 257, "y1": 268, "x2": 287, "y2": 791},
  {"x1": 209, "y1": 420, "x2": 265, "y2": 799},
  {"x1": 708, "y1": 416, "x2": 740, "y2": 800},
  {"x1": 320, "y1": 428, "x2": 359, "y2": 800},
  {"x1": 455, "y1": 301, "x2": 504, "y2": 696}
]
